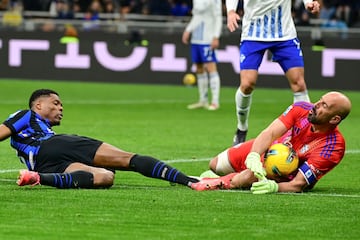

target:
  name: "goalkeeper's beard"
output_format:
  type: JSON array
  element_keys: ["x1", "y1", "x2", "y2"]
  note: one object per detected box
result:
[{"x1": 307, "y1": 107, "x2": 319, "y2": 124}]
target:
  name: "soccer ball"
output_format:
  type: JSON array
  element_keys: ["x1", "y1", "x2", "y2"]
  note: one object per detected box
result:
[
  {"x1": 264, "y1": 143, "x2": 299, "y2": 178},
  {"x1": 183, "y1": 73, "x2": 196, "y2": 86}
]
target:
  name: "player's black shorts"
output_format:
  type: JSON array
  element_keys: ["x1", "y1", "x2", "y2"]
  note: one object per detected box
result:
[{"x1": 35, "y1": 134, "x2": 103, "y2": 173}]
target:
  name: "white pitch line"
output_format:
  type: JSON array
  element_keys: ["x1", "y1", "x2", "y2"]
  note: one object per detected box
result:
[
  {"x1": 220, "y1": 189, "x2": 360, "y2": 198},
  {"x1": 291, "y1": 192, "x2": 360, "y2": 198},
  {"x1": 1, "y1": 150, "x2": 359, "y2": 197},
  {"x1": 1, "y1": 148, "x2": 359, "y2": 173},
  {"x1": 0, "y1": 179, "x2": 15, "y2": 182},
  {"x1": 0, "y1": 169, "x2": 19, "y2": 173},
  {"x1": 164, "y1": 158, "x2": 210, "y2": 163},
  {"x1": 345, "y1": 149, "x2": 360, "y2": 154}
]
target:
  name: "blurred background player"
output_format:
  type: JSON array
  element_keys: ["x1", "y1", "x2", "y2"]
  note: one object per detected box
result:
[
  {"x1": 225, "y1": 0, "x2": 320, "y2": 144},
  {"x1": 182, "y1": 0, "x2": 223, "y2": 110},
  {"x1": 191, "y1": 91, "x2": 352, "y2": 193}
]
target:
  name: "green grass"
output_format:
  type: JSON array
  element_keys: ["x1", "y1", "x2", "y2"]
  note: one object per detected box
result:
[{"x1": 0, "y1": 79, "x2": 359, "y2": 240}]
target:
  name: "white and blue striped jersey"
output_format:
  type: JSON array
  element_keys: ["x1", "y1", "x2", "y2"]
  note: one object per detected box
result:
[
  {"x1": 185, "y1": 0, "x2": 223, "y2": 44},
  {"x1": 226, "y1": 0, "x2": 311, "y2": 41}
]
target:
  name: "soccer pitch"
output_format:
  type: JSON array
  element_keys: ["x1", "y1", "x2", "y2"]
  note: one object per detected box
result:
[{"x1": 0, "y1": 79, "x2": 359, "y2": 240}]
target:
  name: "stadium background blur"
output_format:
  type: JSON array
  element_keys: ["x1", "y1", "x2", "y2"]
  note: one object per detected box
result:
[
  {"x1": 0, "y1": 0, "x2": 359, "y2": 90},
  {"x1": 1, "y1": 0, "x2": 359, "y2": 27}
]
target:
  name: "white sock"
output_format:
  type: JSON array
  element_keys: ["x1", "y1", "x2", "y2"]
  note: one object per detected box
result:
[
  {"x1": 196, "y1": 72, "x2": 208, "y2": 103},
  {"x1": 235, "y1": 88, "x2": 252, "y2": 131},
  {"x1": 293, "y1": 90, "x2": 310, "y2": 103},
  {"x1": 209, "y1": 72, "x2": 220, "y2": 105}
]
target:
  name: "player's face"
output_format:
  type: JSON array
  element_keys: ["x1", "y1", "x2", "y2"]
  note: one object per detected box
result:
[
  {"x1": 308, "y1": 94, "x2": 337, "y2": 124},
  {"x1": 36, "y1": 94, "x2": 63, "y2": 126}
]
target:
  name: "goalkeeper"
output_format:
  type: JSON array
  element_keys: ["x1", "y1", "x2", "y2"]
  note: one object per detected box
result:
[{"x1": 191, "y1": 91, "x2": 352, "y2": 194}]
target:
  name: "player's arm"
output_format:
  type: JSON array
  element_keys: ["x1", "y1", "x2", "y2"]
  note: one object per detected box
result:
[
  {"x1": 245, "y1": 119, "x2": 289, "y2": 179},
  {"x1": 303, "y1": 0, "x2": 320, "y2": 14},
  {"x1": 252, "y1": 159, "x2": 320, "y2": 194},
  {"x1": 182, "y1": 30, "x2": 191, "y2": 45},
  {"x1": 251, "y1": 171, "x2": 308, "y2": 194},
  {"x1": 277, "y1": 171, "x2": 308, "y2": 192},
  {"x1": 182, "y1": 14, "x2": 198, "y2": 44},
  {"x1": 250, "y1": 118, "x2": 289, "y2": 155},
  {"x1": 0, "y1": 124, "x2": 12, "y2": 141},
  {"x1": 211, "y1": 2, "x2": 223, "y2": 50},
  {"x1": 226, "y1": 0, "x2": 240, "y2": 32}
]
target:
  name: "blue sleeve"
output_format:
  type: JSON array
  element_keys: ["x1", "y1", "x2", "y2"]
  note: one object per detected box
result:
[{"x1": 3, "y1": 110, "x2": 31, "y2": 133}]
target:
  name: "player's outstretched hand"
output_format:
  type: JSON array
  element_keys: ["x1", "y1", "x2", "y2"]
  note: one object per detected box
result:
[
  {"x1": 227, "y1": 10, "x2": 240, "y2": 32},
  {"x1": 306, "y1": 1, "x2": 320, "y2": 14},
  {"x1": 251, "y1": 179, "x2": 279, "y2": 194},
  {"x1": 245, "y1": 152, "x2": 266, "y2": 180}
]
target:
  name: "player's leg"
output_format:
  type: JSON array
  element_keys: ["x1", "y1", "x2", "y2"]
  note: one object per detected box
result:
[
  {"x1": 187, "y1": 63, "x2": 209, "y2": 109},
  {"x1": 273, "y1": 38, "x2": 310, "y2": 103},
  {"x1": 191, "y1": 170, "x2": 257, "y2": 191},
  {"x1": 196, "y1": 63, "x2": 209, "y2": 104},
  {"x1": 208, "y1": 150, "x2": 236, "y2": 176},
  {"x1": 93, "y1": 143, "x2": 199, "y2": 187},
  {"x1": 229, "y1": 169, "x2": 258, "y2": 189},
  {"x1": 205, "y1": 51, "x2": 221, "y2": 110},
  {"x1": 225, "y1": 138, "x2": 260, "y2": 189},
  {"x1": 64, "y1": 162, "x2": 114, "y2": 188},
  {"x1": 285, "y1": 67, "x2": 310, "y2": 102},
  {"x1": 233, "y1": 69, "x2": 258, "y2": 144},
  {"x1": 210, "y1": 139, "x2": 254, "y2": 175},
  {"x1": 24, "y1": 135, "x2": 109, "y2": 188},
  {"x1": 187, "y1": 44, "x2": 209, "y2": 109},
  {"x1": 193, "y1": 140, "x2": 258, "y2": 191},
  {"x1": 233, "y1": 41, "x2": 265, "y2": 145},
  {"x1": 17, "y1": 166, "x2": 106, "y2": 189}
]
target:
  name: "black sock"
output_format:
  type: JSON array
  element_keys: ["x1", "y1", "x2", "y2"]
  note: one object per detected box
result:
[
  {"x1": 39, "y1": 171, "x2": 94, "y2": 189},
  {"x1": 129, "y1": 155, "x2": 199, "y2": 187}
]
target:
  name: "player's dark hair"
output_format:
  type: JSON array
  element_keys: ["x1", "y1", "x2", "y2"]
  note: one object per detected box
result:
[{"x1": 29, "y1": 89, "x2": 59, "y2": 109}]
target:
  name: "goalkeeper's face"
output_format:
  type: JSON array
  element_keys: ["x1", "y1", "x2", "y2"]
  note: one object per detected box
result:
[
  {"x1": 307, "y1": 100, "x2": 333, "y2": 125},
  {"x1": 307, "y1": 93, "x2": 338, "y2": 125},
  {"x1": 308, "y1": 91, "x2": 351, "y2": 126}
]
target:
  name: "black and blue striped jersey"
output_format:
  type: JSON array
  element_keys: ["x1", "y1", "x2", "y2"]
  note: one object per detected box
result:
[{"x1": 3, "y1": 109, "x2": 55, "y2": 170}]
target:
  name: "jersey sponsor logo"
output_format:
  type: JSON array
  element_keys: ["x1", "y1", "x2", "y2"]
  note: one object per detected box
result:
[{"x1": 300, "y1": 144, "x2": 309, "y2": 154}]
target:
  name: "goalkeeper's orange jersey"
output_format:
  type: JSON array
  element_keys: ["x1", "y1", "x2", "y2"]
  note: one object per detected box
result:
[
  {"x1": 228, "y1": 101, "x2": 345, "y2": 186},
  {"x1": 276, "y1": 101, "x2": 345, "y2": 185}
]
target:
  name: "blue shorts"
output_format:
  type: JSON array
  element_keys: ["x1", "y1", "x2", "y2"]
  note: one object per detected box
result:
[
  {"x1": 190, "y1": 44, "x2": 218, "y2": 64},
  {"x1": 239, "y1": 38, "x2": 304, "y2": 72}
]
